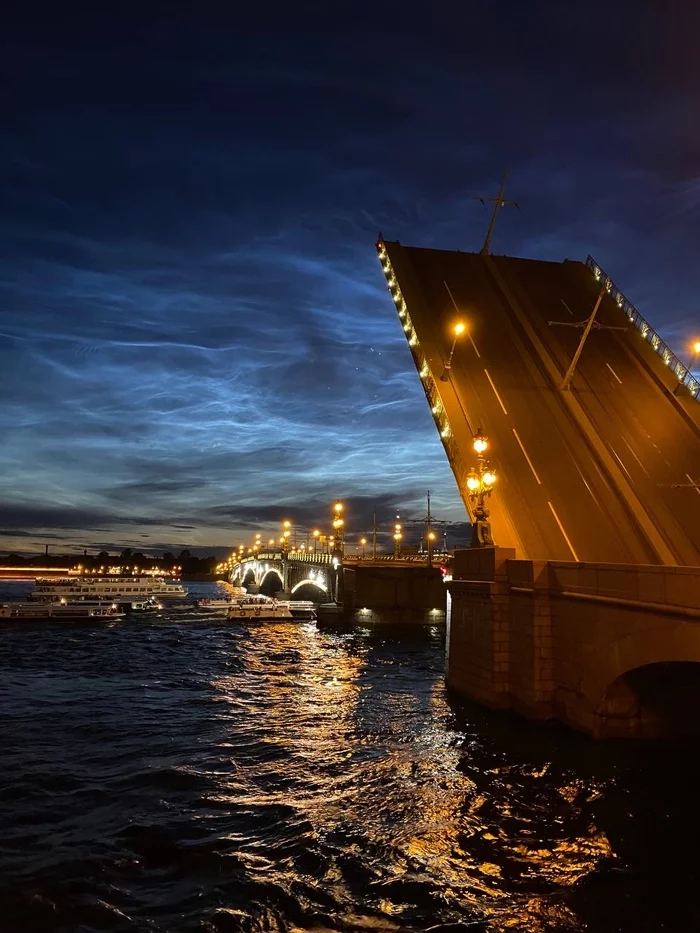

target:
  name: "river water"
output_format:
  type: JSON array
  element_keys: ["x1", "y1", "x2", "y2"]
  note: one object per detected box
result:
[{"x1": 1, "y1": 581, "x2": 698, "y2": 933}]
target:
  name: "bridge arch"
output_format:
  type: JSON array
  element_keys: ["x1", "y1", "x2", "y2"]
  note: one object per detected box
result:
[
  {"x1": 241, "y1": 567, "x2": 257, "y2": 588},
  {"x1": 259, "y1": 568, "x2": 284, "y2": 595},
  {"x1": 584, "y1": 621, "x2": 700, "y2": 738},
  {"x1": 291, "y1": 577, "x2": 328, "y2": 597},
  {"x1": 595, "y1": 662, "x2": 700, "y2": 738}
]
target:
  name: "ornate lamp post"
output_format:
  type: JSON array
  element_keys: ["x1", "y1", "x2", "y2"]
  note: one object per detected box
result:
[
  {"x1": 393, "y1": 523, "x2": 402, "y2": 558},
  {"x1": 466, "y1": 429, "x2": 497, "y2": 547},
  {"x1": 676, "y1": 339, "x2": 700, "y2": 394},
  {"x1": 426, "y1": 529, "x2": 436, "y2": 566},
  {"x1": 690, "y1": 340, "x2": 700, "y2": 372},
  {"x1": 312, "y1": 529, "x2": 320, "y2": 554},
  {"x1": 360, "y1": 537, "x2": 367, "y2": 558},
  {"x1": 332, "y1": 502, "x2": 345, "y2": 555},
  {"x1": 440, "y1": 321, "x2": 466, "y2": 381}
]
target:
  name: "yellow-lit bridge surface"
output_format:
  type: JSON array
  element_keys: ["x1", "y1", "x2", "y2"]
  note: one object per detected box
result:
[{"x1": 378, "y1": 240, "x2": 700, "y2": 565}]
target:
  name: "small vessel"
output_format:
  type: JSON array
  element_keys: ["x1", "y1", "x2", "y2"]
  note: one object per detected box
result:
[
  {"x1": 224, "y1": 595, "x2": 316, "y2": 622},
  {"x1": 273, "y1": 599, "x2": 317, "y2": 620},
  {"x1": 30, "y1": 575, "x2": 188, "y2": 604},
  {"x1": 197, "y1": 588, "x2": 247, "y2": 611},
  {"x1": 225, "y1": 596, "x2": 292, "y2": 621},
  {"x1": 0, "y1": 602, "x2": 126, "y2": 622}
]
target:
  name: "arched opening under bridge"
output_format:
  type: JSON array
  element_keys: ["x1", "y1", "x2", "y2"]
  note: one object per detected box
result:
[
  {"x1": 596, "y1": 661, "x2": 700, "y2": 738},
  {"x1": 241, "y1": 568, "x2": 256, "y2": 589},
  {"x1": 259, "y1": 569, "x2": 283, "y2": 596},
  {"x1": 291, "y1": 579, "x2": 327, "y2": 601}
]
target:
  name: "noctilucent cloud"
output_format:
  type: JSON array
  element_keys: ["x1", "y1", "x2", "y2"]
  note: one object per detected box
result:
[{"x1": 2, "y1": 3, "x2": 699, "y2": 555}]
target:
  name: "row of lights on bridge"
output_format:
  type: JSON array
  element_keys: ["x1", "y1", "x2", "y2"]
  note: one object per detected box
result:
[{"x1": 216, "y1": 441, "x2": 499, "y2": 575}]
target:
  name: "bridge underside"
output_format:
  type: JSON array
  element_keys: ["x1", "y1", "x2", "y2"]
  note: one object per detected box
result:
[{"x1": 379, "y1": 241, "x2": 700, "y2": 565}]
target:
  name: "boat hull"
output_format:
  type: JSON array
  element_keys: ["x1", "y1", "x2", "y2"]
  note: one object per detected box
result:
[{"x1": 0, "y1": 603, "x2": 126, "y2": 622}]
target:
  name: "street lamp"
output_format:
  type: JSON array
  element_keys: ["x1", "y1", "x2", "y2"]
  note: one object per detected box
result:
[
  {"x1": 426, "y1": 529, "x2": 436, "y2": 566},
  {"x1": 312, "y1": 529, "x2": 320, "y2": 553},
  {"x1": 440, "y1": 321, "x2": 466, "y2": 381},
  {"x1": 393, "y1": 523, "x2": 402, "y2": 558},
  {"x1": 466, "y1": 429, "x2": 497, "y2": 547},
  {"x1": 360, "y1": 537, "x2": 367, "y2": 558},
  {"x1": 677, "y1": 339, "x2": 700, "y2": 393},
  {"x1": 332, "y1": 501, "x2": 345, "y2": 554}
]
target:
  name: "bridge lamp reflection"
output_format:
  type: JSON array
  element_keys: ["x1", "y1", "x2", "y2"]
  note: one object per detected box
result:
[{"x1": 440, "y1": 321, "x2": 466, "y2": 381}]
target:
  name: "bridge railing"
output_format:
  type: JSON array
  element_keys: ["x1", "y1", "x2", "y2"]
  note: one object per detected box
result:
[
  {"x1": 586, "y1": 255, "x2": 700, "y2": 400},
  {"x1": 232, "y1": 551, "x2": 451, "y2": 568}
]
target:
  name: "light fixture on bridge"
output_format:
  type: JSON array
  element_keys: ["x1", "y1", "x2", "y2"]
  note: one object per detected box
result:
[
  {"x1": 440, "y1": 321, "x2": 466, "y2": 382},
  {"x1": 312, "y1": 529, "x2": 320, "y2": 553},
  {"x1": 426, "y1": 529, "x2": 437, "y2": 566},
  {"x1": 467, "y1": 428, "x2": 497, "y2": 548},
  {"x1": 268, "y1": 538, "x2": 275, "y2": 546},
  {"x1": 473, "y1": 431, "x2": 488, "y2": 454},
  {"x1": 393, "y1": 523, "x2": 403, "y2": 559},
  {"x1": 331, "y1": 503, "x2": 345, "y2": 554},
  {"x1": 359, "y1": 537, "x2": 367, "y2": 558}
]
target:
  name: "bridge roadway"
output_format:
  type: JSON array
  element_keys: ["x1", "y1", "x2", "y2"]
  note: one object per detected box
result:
[{"x1": 380, "y1": 241, "x2": 700, "y2": 565}]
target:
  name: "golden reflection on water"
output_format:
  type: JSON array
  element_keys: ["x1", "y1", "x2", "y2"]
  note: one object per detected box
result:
[{"x1": 207, "y1": 623, "x2": 613, "y2": 931}]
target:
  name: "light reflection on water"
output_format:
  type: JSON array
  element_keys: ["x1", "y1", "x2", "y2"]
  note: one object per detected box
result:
[{"x1": 0, "y1": 581, "x2": 696, "y2": 932}]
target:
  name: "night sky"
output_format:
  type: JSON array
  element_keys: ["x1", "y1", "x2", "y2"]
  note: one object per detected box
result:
[{"x1": 2, "y1": 3, "x2": 699, "y2": 556}]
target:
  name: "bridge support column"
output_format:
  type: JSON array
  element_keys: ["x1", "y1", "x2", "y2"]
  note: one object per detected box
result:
[
  {"x1": 446, "y1": 548, "x2": 555, "y2": 721},
  {"x1": 280, "y1": 559, "x2": 292, "y2": 598}
]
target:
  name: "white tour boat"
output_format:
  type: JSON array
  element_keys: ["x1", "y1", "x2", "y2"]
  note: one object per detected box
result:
[
  {"x1": 197, "y1": 588, "x2": 247, "y2": 611},
  {"x1": 0, "y1": 602, "x2": 126, "y2": 622},
  {"x1": 224, "y1": 596, "x2": 291, "y2": 621},
  {"x1": 29, "y1": 575, "x2": 188, "y2": 604},
  {"x1": 224, "y1": 595, "x2": 316, "y2": 622},
  {"x1": 273, "y1": 599, "x2": 317, "y2": 620}
]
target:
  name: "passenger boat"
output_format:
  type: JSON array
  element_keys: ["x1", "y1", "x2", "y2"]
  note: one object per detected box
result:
[
  {"x1": 197, "y1": 588, "x2": 247, "y2": 610},
  {"x1": 227, "y1": 598, "x2": 294, "y2": 621},
  {"x1": 29, "y1": 575, "x2": 188, "y2": 604},
  {"x1": 0, "y1": 602, "x2": 126, "y2": 622},
  {"x1": 225, "y1": 596, "x2": 317, "y2": 621},
  {"x1": 273, "y1": 599, "x2": 317, "y2": 620}
]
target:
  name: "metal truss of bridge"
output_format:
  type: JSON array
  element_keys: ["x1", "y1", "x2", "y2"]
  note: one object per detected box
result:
[{"x1": 377, "y1": 239, "x2": 700, "y2": 566}]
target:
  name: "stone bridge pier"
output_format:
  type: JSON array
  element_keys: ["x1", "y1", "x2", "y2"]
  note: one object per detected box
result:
[{"x1": 447, "y1": 548, "x2": 700, "y2": 738}]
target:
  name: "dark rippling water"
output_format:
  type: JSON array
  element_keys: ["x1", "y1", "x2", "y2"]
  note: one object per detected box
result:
[{"x1": 2, "y1": 582, "x2": 700, "y2": 933}]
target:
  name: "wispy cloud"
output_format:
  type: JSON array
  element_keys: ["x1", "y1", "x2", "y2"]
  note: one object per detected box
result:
[{"x1": 2, "y1": 2, "x2": 697, "y2": 553}]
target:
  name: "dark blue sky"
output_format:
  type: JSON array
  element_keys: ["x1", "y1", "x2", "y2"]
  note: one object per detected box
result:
[{"x1": 2, "y1": 2, "x2": 699, "y2": 556}]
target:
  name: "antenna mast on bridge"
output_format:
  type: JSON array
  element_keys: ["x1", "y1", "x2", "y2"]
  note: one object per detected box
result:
[{"x1": 476, "y1": 167, "x2": 519, "y2": 255}]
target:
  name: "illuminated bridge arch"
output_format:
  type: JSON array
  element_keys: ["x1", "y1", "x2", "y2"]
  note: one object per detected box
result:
[
  {"x1": 291, "y1": 577, "x2": 328, "y2": 595},
  {"x1": 260, "y1": 567, "x2": 284, "y2": 587}
]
